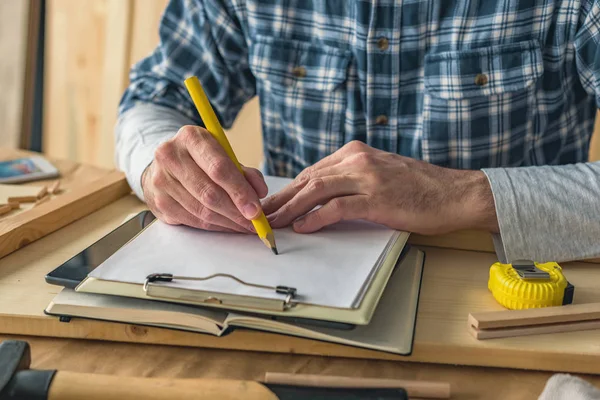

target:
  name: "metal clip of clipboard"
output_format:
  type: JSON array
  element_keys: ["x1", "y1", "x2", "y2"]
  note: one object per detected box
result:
[{"x1": 143, "y1": 273, "x2": 298, "y2": 311}]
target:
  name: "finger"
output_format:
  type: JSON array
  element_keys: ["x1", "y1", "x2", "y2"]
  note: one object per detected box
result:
[
  {"x1": 242, "y1": 166, "x2": 268, "y2": 199},
  {"x1": 292, "y1": 195, "x2": 370, "y2": 233},
  {"x1": 155, "y1": 193, "x2": 239, "y2": 233},
  {"x1": 164, "y1": 150, "x2": 255, "y2": 232},
  {"x1": 269, "y1": 175, "x2": 359, "y2": 228},
  {"x1": 262, "y1": 164, "x2": 343, "y2": 215},
  {"x1": 166, "y1": 178, "x2": 252, "y2": 234},
  {"x1": 182, "y1": 126, "x2": 262, "y2": 220}
]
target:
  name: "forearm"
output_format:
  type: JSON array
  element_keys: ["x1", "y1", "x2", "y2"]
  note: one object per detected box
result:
[
  {"x1": 482, "y1": 162, "x2": 600, "y2": 263},
  {"x1": 115, "y1": 103, "x2": 195, "y2": 200}
]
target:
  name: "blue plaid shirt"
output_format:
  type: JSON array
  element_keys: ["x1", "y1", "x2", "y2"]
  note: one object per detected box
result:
[{"x1": 119, "y1": 0, "x2": 600, "y2": 178}]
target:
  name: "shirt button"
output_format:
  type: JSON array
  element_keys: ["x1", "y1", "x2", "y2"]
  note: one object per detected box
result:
[
  {"x1": 377, "y1": 37, "x2": 389, "y2": 51},
  {"x1": 475, "y1": 73, "x2": 488, "y2": 86},
  {"x1": 292, "y1": 66, "x2": 307, "y2": 78},
  {"x1": 375, "y1": 115, "x2": 388, "y2": 125}
]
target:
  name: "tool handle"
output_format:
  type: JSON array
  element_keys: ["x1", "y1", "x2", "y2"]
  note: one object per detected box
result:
[{"x1": 47, "y1": 372, "x2": 278, "y2": 400}]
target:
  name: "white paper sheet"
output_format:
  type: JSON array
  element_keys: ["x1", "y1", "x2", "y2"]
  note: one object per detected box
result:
[{"x1": 89, "y1": 176, "x2": 398, "y2": 309}]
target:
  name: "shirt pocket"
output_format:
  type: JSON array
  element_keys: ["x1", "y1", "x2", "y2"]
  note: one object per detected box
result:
[
  {"x1": 249, "y1": 34, "x2": 351, "y2": 174},
  {"x1": 422, "y1": 40, "x2": 544, "y2": 169}
]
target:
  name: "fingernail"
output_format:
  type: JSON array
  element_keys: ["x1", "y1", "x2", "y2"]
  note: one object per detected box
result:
[
  {"x1": 242, "y1": 203, "x2": 259, "y2": 219},
  {"x1": 248, "y1": 225, "x2": 256, "y2": 233},
  {"x1": 294, "y1": 218, "x2": 305, "y2": 228}
]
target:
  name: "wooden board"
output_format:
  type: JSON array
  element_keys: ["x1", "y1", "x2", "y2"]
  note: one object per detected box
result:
[
  {"x1": 43, "y1": 0, "x2": 264, "y2": 169},
  {"x1": 43, "y1": 0, "x2": 134, "y2": 168},
  {"x1": 0, "y1": 148, "x2": 131, "y2": 259},
  {"x1": 128, "y1": 0, "x2": 168, "y2": 65},
  {"x1": 0, "y1": 0, "x2": 33, "y2": 148},
  {"x1": 0, "y1": 191, "x2": 600, "y2": 374}
]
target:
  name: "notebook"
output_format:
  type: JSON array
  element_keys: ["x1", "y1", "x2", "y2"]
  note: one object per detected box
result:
[
  {"x1": 47, "y1": 246, "x2": 425, "y2": 355},
  {"x1": 75, "y1": 176, "x2": 410, "y2": 325}
]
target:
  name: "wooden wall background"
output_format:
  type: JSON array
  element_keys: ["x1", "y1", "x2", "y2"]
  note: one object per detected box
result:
[
  {"x1": 21, "y1": 0, "x2": 600, "y2": 167},
  {"x1": 0, "y1": 0, "x2": 40, "y2": 150},
  {"x1": 42, "y1": 0, "x2": 263, "y2": 169}
]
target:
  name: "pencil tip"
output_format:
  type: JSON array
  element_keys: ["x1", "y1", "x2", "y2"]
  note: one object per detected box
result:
[{"x1": 261, "y1": 233, "x2": 279, "y2": 255}]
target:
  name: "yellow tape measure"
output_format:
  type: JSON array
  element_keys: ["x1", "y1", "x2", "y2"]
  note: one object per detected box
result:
[{"x1": 488, "y1": 260, "x2": 575, "y2": 310}]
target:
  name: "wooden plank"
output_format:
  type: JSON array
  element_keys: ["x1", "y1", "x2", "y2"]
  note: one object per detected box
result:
[
  {"x1": 469, "y1": 302, "x2": 600, "y2": 330},
  {"x1": 43, "y1": 0, "x2": 133, "y2": 168},
  {"x1": 0, "y1": 0, "x2": 31, "y2": 148},
  {"x1": 97, "y1": 0, "x2": 133, "y2": 169},
  {"x1": 0, "y1": 148, "x2": 131, "y2": 259},
  {"x1": 470, "y1": 319, "x2": 600, "y2": 340},
  {"x1": 44, "y1": 0, "x2": 98, "y2": 162},
  {"x1": 0, "y1": 171, "x2": 130, "y2": 259},
  {"x1": 129, "y1": 0, "x2": 168, "y2": 65},
  {"x1": 469, "y1": 303, "x2": 600, "y2": 340}
]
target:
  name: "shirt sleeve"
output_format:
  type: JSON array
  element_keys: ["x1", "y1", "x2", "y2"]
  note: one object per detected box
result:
[
  {"x1": 115, "y1": 103, "x2": 195, "y2": 200},
  {"x1": 115, "y1": 0, "x2": 256, "y2": 200},
  {"x1": 575, "y1": 0, "x2": 600, "y2": 105},
  {"x1": 482, "y1": 162, "x2": 600, "y2": 263},
  {"x1": 480, "y1": 3, "x2": 600, "y2": 263}
]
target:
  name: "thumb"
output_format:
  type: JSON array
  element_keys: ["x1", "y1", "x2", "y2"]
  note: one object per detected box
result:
[{"x1": 242, "y1": 165, "x2": 268, "y2": 199}]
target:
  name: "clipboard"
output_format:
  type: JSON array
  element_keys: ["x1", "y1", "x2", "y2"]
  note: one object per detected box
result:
[{"x1": 75, "y1": 233, "x2": 410, "y2": 325}]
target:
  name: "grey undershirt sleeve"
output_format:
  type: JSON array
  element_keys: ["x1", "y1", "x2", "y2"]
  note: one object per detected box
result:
[
  {"x1": 114, "y1": 103, "x2": 196, "y2": 201},
  {"x1": 482, "y1": 163, "x2": 600, "y2": 263}
]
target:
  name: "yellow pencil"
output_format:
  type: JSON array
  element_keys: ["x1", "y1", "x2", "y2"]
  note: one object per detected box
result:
[{"x1": 184, "y1": 76, "x2": 278, "y2": 255}]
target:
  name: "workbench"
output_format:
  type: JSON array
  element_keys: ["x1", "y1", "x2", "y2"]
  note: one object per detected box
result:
[{"x1": 2, "y1": 148, "x2": 600, "y2": 399}]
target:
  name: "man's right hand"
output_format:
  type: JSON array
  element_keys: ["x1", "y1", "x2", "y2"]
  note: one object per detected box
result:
[{"x1": 141, "y1": 125, "x2": 268, "y2": 233}]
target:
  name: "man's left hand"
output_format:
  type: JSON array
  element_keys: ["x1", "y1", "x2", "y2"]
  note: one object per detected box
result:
[{"x1": 262, "y1": 141, "x2": 499, "y2": 235}]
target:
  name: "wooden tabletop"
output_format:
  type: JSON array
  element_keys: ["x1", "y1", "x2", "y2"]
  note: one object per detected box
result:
[
  {"x1": 2, "y1": 148, "x2": 600, "y2": 399},
  {"x1": 2, "y1": 193, "x2": 599, "y2": 372}
]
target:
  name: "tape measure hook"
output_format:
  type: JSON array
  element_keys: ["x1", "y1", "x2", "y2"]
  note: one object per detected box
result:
[{"x1": 512, "y1": 260, "x2": 551, "y2": 280}]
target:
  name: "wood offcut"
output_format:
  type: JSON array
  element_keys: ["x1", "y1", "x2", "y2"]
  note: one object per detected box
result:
[
  {"x1": 50, "y1": 180, "x2": 61, "y2": 194},
  {"x1": 7, "y1": 195, "x2": 38, "y2": 203},
  {"x1": 0, "y1": 204, "x2": 12, "y2": 216},
  {"x1": 0, "y1": 170, "x2": 131, "y2": 259},
  {"x1": 469, "y1": 302, "x2": 600, "y2": 339},
  {"x1": 36, "y1": 185, "x2": 48, "y2": 199}
]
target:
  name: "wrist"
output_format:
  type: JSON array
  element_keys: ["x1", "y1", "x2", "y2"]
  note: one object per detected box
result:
[{"x1": 456, "y1": 170, "x2": 499, "y2": 233}]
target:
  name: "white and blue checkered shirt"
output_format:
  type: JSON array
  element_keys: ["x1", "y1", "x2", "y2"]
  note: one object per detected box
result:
[{"x1": 119, "y1": 0, "x2": 600, "y2": 178}]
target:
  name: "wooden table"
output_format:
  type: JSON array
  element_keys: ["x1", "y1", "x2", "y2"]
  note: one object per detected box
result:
[{"x1": 2, "y1": 149, "x2": 600, "y2": 399}]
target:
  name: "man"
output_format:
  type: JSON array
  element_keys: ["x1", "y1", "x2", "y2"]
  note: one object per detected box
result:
[{"x1": 116, "y1": 0, "x2": 600, "y2": 263}]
